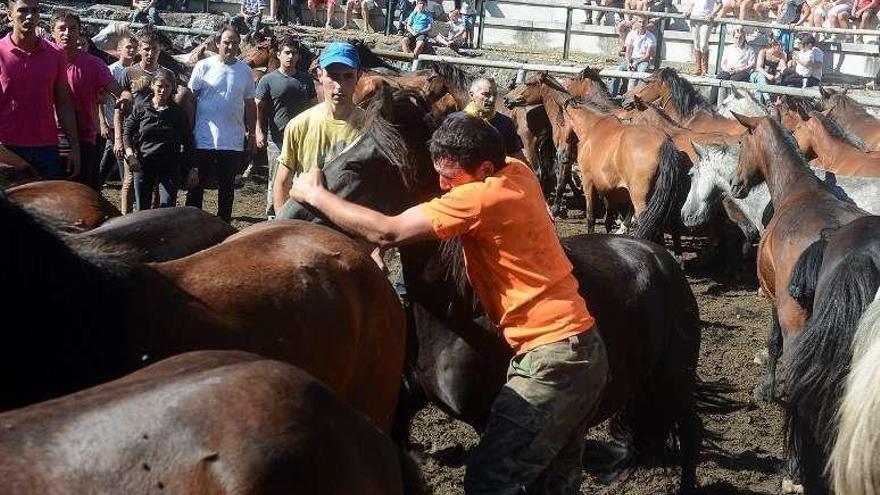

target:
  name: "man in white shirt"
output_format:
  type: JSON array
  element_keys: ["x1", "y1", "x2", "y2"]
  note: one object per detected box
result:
[
  {"x1": 718, "y1": 28, "x2": 756, "y2": 81},
  {"x1": 610, "y1": 17, "x2": 656, "y2": 97},
  {"x1": 781, "y1": 33, "x2": 823, "y2": 87},
  {"x1": 185, "y1": 25, "x2": 257, "y2": 222}
]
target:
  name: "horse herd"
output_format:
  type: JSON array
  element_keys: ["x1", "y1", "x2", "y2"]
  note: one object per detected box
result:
[{"x1": 2, "y1": 31, "x2": 880, "y2": 494}]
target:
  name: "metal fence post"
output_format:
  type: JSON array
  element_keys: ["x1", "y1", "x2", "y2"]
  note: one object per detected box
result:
[
  {"x1": 203, "y1": 0, "x2": 208, "y2": 14},
  {"x1": 714, "y1": 22, "x2": 726, "y2": 75},
  {"x1": 476, "y1": 0, "x2": 487, "y2": 48},
  {"x1": 652, "y1": 2, "x2": 667, "y2": 69},
  {"x1": 563, "y1": 7, "x2": 573, "y2": 59},
  {"x1": 411, "y1": 57, "x2": 420, "y2": 71},
  {"x1": 385, "y1": 0, "x2": 394, "y2": 35},
  {"x1": 516, "y1": 68, "x2": 527, "y2": 83}
]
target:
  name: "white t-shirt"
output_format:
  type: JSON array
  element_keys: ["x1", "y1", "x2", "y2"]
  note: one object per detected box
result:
[
  {"x1": 102, "y1": 61, "x2": 128, "y2": 136},
  {"x1": 795, "y1": 46, "x2": 824, "y2": 80},
  {"x1": 188, "y1": 56, "x2": 256, "y2": 151},
  {"x1": 721, "y1": 43, "x2": 756, "y2": 72},
  {"x1": 690, "y1": 0, "x2": 718, "y2": 16},
  {"x1": 625, "y1": 30, "x2": 657, "y2": 61}
]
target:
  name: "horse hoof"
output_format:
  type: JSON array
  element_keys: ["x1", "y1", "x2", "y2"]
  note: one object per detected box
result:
[{"x1": 781, "y1": 478, "x2": 804, "y2": 494}]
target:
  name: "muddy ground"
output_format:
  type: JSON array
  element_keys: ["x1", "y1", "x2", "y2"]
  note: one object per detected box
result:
[{"x1": 102, "y1": 173, "x2": 783, "y2": 494}]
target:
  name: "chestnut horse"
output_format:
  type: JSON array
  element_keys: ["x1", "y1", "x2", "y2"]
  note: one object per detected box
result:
[
  {"x1": 793, "y1": 111, "x2": 880, "y2": 176},
  {"x1": 0, "y1": 145, "x2": 37, "y2": 188},
  {"x1": 6, "y1": 180, "x2": 120, "y2": 231},
  {"x1": 280, "y1": 86, "x2": 705, "y2": 493},
  {"x1": 629, "y1": 68, "x2": 746, "y2": 136},
  {"x1": 1, "y1": 194, "x2": 405, "y2": 433},
  {"x1": 728, "y1": 113, "x2": 868, "y2": 402},
  {"x1": 0, "y1": 351, "x2": 417, "y2": 494},
  {"x1": 819, "y1": 86, "x2": 880, "y2": 150},
  {"x1": 785, "y1": 216, "x2": 880, "y2": 495}
]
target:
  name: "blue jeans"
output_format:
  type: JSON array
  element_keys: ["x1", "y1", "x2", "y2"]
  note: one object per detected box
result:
[
  {"x1": 749, "y1": 71, "x2": 774, "y2": 105},
  {"x1": 130, "y1": 7, "x2": 164, "y2": 25},
  {"x1": 4, "y1": 145, "x2": 63, "y2": 179},
  {"x1": 610, "y1": 60, "x2": 651, "y2": 97},
  {"x1": 231, "y1": 13, "x2": 262, "y2": 34},
  {"x1": 134, "y1": 156, "x2": 179, "y2": 210}
]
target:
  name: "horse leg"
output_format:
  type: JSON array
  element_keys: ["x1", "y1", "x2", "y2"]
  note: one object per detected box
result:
[
  {"x1": 552, "y1": 157, "x2": 572, "y2": 218},
  {"x1": 583, "y1": 181, "x2": 597, "y2": 234},
  {"x1": 754, "y1": 307, "x2": 783, "y2": 402}
]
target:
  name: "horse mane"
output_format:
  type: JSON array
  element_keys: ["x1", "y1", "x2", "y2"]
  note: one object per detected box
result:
[
  {"x1": 576, "y1": 66, "x2": 610, "y2": 92},
  {"x1": 827, "y1": 91, "x2": 872, "y2": 120},
  {"x1": 833, "y1": 293, "x2": 880, "y2": 495},
  {"x1": 763, "y1": 116, "x2": 806, "y2": 166},
  {"x1": 349, "y1": 39, "x2": 398, "y2": 72},
  {"x1": 432, "y1": 62, "x2": 471, "y2": 94},
  {"x1": 655, "y1": 67, "x2": 710, "y2": 118},
  {"x1": 564, "y1": 95, "x2": 617, "y2": 116},
  {"x1": 811, "y1": 111, "x2": 869, "y2": 151},
  {"x1": 362, "y1": 86, "x2": 436, "y2": 192},
  {"x1": 645, "y1": 100, "x2": 686, "y2": 128}
]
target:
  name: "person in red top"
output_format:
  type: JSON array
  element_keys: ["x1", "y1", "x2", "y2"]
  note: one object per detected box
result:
[
  {"x1": 290, "y1": 114, "x2": 609, "y2": 493},
  {"x1": 50, "y1": 9, "x2": 129, "y2": 189},
  {"x1": 0, "y1": 0, "x2": 79, "y2": 179}
]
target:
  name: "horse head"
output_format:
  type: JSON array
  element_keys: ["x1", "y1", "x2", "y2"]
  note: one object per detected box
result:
[
  {"x1": 681, "y1": 142, "x2": 734, "y2": 229},
  {"x1": 719, "y1": 87, "x2": 767, "y2": 119},
  {"x1": 730, "y1": 112, "x2": 766, "y2": 198}
]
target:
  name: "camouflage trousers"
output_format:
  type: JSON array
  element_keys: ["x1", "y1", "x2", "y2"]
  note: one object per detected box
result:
[{"x1": 465, "y1": 328, "x2": 608, "y2": 495}]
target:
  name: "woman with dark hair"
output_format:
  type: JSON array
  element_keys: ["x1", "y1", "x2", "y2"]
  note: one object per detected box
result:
[
  {"x1": 123, "y1": 72, "x2": 193, "y2": 210},
  {"x1": 749, "y1": 35, "x2": 788, "y2": 104}
]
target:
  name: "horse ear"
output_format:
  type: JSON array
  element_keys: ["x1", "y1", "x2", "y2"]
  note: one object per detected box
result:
[
  {"x1": 818, "y1": 86, "x2": 832, "y2": 99},
  {"x1": 692, "y1": 142, "x2": 708, "y2": 160},
  {"x1": 769, "y1": 106, "x2": 783, "y2": 123},
  {"x1": 795, "y1": 104, "x2": 810, "y2": 121},
  {"x1": 731, "y1": 111, "x2": 759, "y2": 131}
]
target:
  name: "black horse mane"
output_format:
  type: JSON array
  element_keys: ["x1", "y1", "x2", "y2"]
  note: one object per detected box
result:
[
  {"x1": 432, "y1": 62, "x2": 471, "y2": 94},
  {"x1": 564, "y1": 95, "x2": 617, "y2": 115},
  {"x1": 645, "y1": 100, "x2": 686, "y2": 128},
  {"x1": 349, "y1": 39, "x2": 399, "y2": 72},
  {"x1": 810, "y1": 111, "x2": 869, "y2": 151},
  {"x1": 784, "y1": 95, "x2": 822, "y2": 114},
  {"x1": 363, "y1": 85, "x2": 437, "y2": 192},
  {"x1": 655, "y1": 67, "x2": 711, "y2": 118}
]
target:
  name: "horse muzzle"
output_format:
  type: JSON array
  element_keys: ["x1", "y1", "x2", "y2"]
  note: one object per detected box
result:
[{"x1": 502, "y1": 96, "x2": 521, "y2": 109}]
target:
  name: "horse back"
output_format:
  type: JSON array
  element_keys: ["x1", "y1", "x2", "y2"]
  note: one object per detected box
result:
[{"x1": 0, "y1": 351, "x2": 405, "y2": 495}]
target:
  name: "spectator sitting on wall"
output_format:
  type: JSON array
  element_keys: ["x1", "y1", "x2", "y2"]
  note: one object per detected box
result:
[
  {"x1": 610, "y1": 17, "x2": 655, "y2": 97},
  {"x1": 435, "y1": 8, "x2": 467, "y2": 48},
  {"x1": 780, "y1": 33, "x2": 823, "y2": 87},
  {"x1": 749, "y1": 35, "x2": 787, "y2": 105},
  {"x1": 776, "y1": 0, "x2": 809, "y2": 51},
  {"x1": 718, "y1": 27, "x2": 756, "y2": 81},
  {"x1": 342, "y1": 0, "x2": 379, "y2": 32},
  {"x1": 308, "y1": 0, "x2": 336, "y2": 28},
  {"x1": 460, "y1": 0, "x2": 475, "y2": 47},
  {"x1": 231, "y1": 0, "x2": 264, "y2": 37},
  {"x1": 401, "y1": 0, "x2": 433, "y2": 57},
  {"x1": 851, "y1": 0, "x2": 879, "y2": 41},
  {"x1": 131, "y1": 0, "x2": 164, "y2": 25}
]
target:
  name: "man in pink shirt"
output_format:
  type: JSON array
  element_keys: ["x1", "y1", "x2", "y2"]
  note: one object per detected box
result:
[
  {"x1": 50, "y1": 9, "x2": 129, "y2": 189},
  {"x1": 0, "y1": 0, "x2": 79, "y2": 179}
]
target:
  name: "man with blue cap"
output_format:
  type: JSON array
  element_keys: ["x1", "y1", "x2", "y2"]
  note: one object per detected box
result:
[{"x1": 272, "y1": 41, "x2": 365, "y2": 214}]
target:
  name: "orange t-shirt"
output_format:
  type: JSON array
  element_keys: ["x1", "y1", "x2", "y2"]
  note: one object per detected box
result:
[{"x1": 420, "y1": 158, "x2": 595, "y2": 354}]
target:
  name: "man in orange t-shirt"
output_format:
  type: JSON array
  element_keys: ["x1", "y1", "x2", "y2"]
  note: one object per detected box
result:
[{"x1": 290, "y1": 114, "x2": 608, "y2": 493}]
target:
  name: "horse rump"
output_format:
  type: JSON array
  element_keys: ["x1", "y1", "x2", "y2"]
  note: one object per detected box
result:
[
  {"x1": 786, "y1": 249, "x2": 880, "y2": 494},
  {"x1": 634, "y1": 138, "x2": 688, "y2": 242},
  {"x1": 831, "y1": 293, "x2": 880, "y2": 495}
]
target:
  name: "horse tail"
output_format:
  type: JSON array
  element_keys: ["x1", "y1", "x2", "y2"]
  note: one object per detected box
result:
[
  {"x1": 786, "y1": 255, "x2": 880, "y2": 494},
  {"x1": 788, "y1": 237, "x2": 829, "y2": 313},
  {"x1": 831, "y1": 292, "x2": 880, "y2": 495},
  {"x1": 634, "y1": 138, "x2": 686, "y2": 241},
  {"x1": 610, "y1": 244, "x2": 703, "y2": 493}
]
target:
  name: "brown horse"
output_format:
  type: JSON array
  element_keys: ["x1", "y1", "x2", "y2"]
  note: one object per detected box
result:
[
  {"x1": 2, "y1": 195, "x2": 406, "y2": 433},
  {"x1": 0, "y1": 351, "x2": 416, "y2": 494},
  {"x1": 0, "y1": 145, "x2": 37, "y2": 188},
  {"x1": 6, "y1": 180, "x2": 120, "y2": 231},
  {"x1": 242, "y1": 33, "x2": 280, "y2": 83},
  {"x1": 728, "y1": 112, "x2": 868, "y2": 401},
  {"x1": 819, "y1": 86, "x2": 880, "y2": 150},
  {"x1": 793, "y1": 111, "x2": 880, "y2": 176},
  {"x1": 617, "y1": 95, "x2": 738, "y2": 165},
  {"x1": 629, "y1": 68, "x2": 746, "y2": 136},
  {"x1": 82, "y1": 207, "x2": 237, "y2": 262}
]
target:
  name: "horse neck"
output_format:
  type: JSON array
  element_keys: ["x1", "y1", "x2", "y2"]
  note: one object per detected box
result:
[
  {"x1": 757, "y1": 131, "x2": 821, "y2": 207},
  {"x1": 806, "y1": 120, "x2": 844, "y2": 166},
  {"x1": 538, "y1": 85, "x2": 571, "y2": 136}
]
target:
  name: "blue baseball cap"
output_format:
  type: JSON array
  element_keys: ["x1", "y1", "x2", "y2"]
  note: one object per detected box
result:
[{"x1": 319, "y1": 42, "x2": 361, "y2": 69}]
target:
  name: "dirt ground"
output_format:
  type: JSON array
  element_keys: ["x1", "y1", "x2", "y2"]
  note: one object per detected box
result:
[{"x1": 102, "y1": 174, "x2": 783, "y2": 495}]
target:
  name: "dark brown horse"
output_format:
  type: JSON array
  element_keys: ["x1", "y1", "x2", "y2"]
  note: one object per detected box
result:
[
  {"x1": 0, "y1": 351, "x2": 417, "y2": 494},
  {"x1": 785, "y1": 216, "x2": 880, "y2": 495},
  {"x1": 6, "y1": 180, "x2": 120, "y2": 231},
  {"x1": 82, "y1": 207, "x2": 237, "y2": 262},
  {"x1": 280, "y1": 86, "x2": 705, "y2": 493},
  {"x1": 629, "y1": 68, "x2": 746, "y2": 136},
  {"x1": 0, "y1": 145, "x2": 37, "y2": 188},
  {"x1": 819, "y1": 86, "x2": 880, "y2": 150},
  {"x1": 1, "y1": 194, "x2": 406, "y2": 433},
  {"x1": 729, "y1": 112, "x2": 868, "y2": 401},
  {"x1": 793, "y1": 111, "x2": 880, "y2": 176}
]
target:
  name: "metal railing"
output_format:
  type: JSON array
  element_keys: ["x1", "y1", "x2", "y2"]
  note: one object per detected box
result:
[{"x1": 480, "y1": 0, "x2": 880, "y2": 60}]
